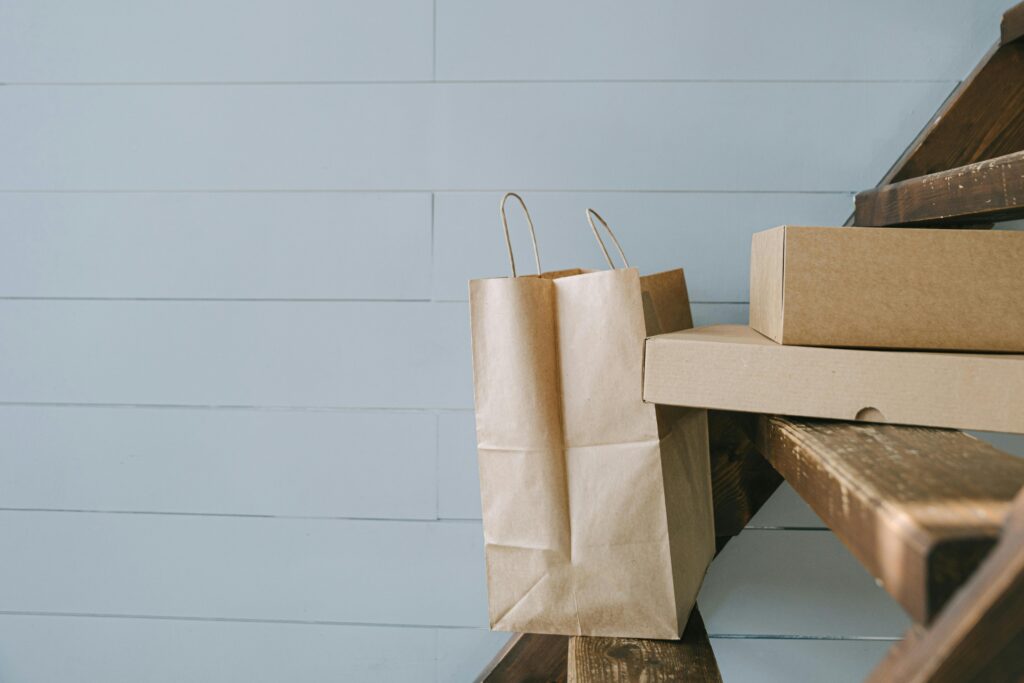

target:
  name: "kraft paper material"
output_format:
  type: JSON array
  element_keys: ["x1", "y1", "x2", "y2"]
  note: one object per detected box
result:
[
  {"x1": 470, "y1": 265, "x2": 714, "y2": 639},
  {"x1": 749, "y1": 225, "x2": 1024, "y2": 352}
]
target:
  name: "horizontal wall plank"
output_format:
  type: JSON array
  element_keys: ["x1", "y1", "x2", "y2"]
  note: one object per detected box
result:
[
  {"x1": 438, "y1": 411, "x2": 479, "y2": 519},
  {"x1": 0, "y1": 300, "x2": 743, "y2": 413},
  {"x1": 433, "y1": 192, "x2": 852, "y2": 302},
  {"x1": 0, "y1": 300, "x2": 471, "y2": 409},
  {"x1": 0, "y1": 615, "x2": 437, "y2": 683},
  {"x1": 0, "y1": 193, "x2": 431, "y2": 299},
  {"x1": 0, "y1": 0, "x2": 433, "y2": 83},
  {"x1": 0, "y1": 82, "x2": 950, "y2": 192},
  {"x1": 437, "y1": 0, "x2": 1011, "y2": 82},
  {"x1": 0, "y1": 513, "x2": 487, "y2": 627},
  {"x1": 711, "y1": 638, "x2": 893, "y2": 683},
  {"x1": 0, "y1": 405, "x2": 436, "y2": 519},
  {"x1": 699, "y1": 530, "x2": 910, "y2": 637}
]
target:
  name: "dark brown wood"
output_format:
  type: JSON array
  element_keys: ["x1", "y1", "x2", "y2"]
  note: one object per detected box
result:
[
  {"x1": 876, "y1": 40, "x2": 1024, "y2": 186},
  {"x1": 1002, "y1": 1, "x2": 1024, "y2": 45},
  {"x1": 868, "y1": 489, "x2": 1024, "y2": 682},
  {"x1": 707, "y1": 410, "x2": 782, "y2": 538},
  {"x1": 854, "y1": 150, "x2": 1024, "y2": 226},
  {"x1": 567, "y1": 609, "x2": 721, "y2": 683},
  {"x1": 757, "y1": 416, "x2": 1024, "y2": 624},
  {"x1": 476, "y1": 633, "x2": 569, "y2": 683}
]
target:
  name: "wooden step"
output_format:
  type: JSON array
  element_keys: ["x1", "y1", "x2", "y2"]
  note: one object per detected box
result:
[
  {"x1": 568, "y1": 609, "x2": 721, "y2": 683},
  {"x1": 854, "y1": 150, "x2": 1024, "y2": 226},
  {"x1": 757, "y1": 416, "x2": 1024, "y2": 624},
  {"x1": 875, "y1": 30, "x2": 1024, "y2": 187},
  {"x1": 707, "y1": 411, "x2": 782, "y2": 539},
  {"x1": 474, "y1": 633, "x2": 569, "y2": 683},
  {"x1": 867, "y1": 489, "x2": 1024, "y2": 682},
  {"x1": 1003, "y1": 1, "x2": 1024, "y2": 45}
]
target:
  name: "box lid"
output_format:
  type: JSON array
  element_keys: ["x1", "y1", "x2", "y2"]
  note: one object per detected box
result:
[{"x1": 643, "y1": 325, "x2": 1024, "y2": 433}]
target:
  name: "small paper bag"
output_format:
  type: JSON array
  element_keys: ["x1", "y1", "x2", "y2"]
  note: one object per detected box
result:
[{"x1": 469, "y1": 197, "x2": 715, "y2": 638}]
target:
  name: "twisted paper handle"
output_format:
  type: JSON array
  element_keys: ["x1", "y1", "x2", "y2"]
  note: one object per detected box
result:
[
  {"x1": 499, "y1": 192, "x2": 541, "y2": 277},
  {"x1": 586, "y1": 209, "x2": 630, "y2": 269}
]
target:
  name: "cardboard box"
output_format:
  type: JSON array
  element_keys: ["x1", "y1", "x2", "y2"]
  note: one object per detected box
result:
[
  {"x1": 643, "y1": 325, "x2": 1024, "y2": 434},
  {"x1": 749, "y1": 226, "x2": 1024, "y2": 352}
]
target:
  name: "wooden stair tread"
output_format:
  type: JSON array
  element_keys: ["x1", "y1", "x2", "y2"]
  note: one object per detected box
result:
[
  {"x1": 1003, "y1": 1, "x2": 1024, "y2": 45},
  {"x1": 707, "y1": 411, "x2": 782, "y2": 539},
  {"x1": 757, "y1": 416, "x2": 1024, "y2": 624},
  {"x1": 474, "y1": 633, "x2": 569, "y2": 683},
  {"x1": 868, "y1": 489, "x2": 1024, "y2": 682},
  {"x1": 870, "y1": 38, "x2": 1024, "y2": 189},
  {"x1": 567, "y1": 609, "x2": 721, "y2": 683},
  {"x1": 854, "y1": 149, "x2": 1024, "y2": 226}
]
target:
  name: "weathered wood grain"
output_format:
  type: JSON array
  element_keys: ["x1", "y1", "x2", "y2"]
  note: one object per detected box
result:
[
  {"x1": 708, "y1": 410, "x2": 783, "y2": 539},
  {"x1": 476, "y1": 633, "x2": 569, "y2": 683},
  {"x1": 757, "y1": 416, "x2": 1024, "y2": 624},
  {"x1": 855, "y1": 150, "x2": 1024, "y2": 226},
  {"x1": 877, "y1": 40, "x2": 1024, "y2": 186},
  {"x1": 567, "y1": 609, "x2": 721, "y2": 683},
  {"x1": 868, "y1": 489, "x2": 1024, "y2": 682}
]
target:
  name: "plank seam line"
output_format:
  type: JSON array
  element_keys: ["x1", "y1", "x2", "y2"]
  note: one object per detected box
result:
[
  {"x1": 0, "y1": 189, "x2": 859, "y2": 195},
  {"x1": 431, "y1": 0, "x2": 437, "y2": 82},
  {"x1": 708, "y1": 634, "x2": 901, "y2": 641},
  {"x1": 0, "y1": 507, "x2": 833, "y2": 530},
  {"x1": 0, "y1": 297, "x2": 748, "y2": 304},
  {"x1": 0, "y1": 401, "x2": 455, "y2": 413},
  {"x1": 0, "y1": 609, "x2": 903, "y2": 640},
  {"x1": 0, "y1": 402, "x2": 482, "y2": 415},
  {"x1": 0, "y1": 507, "x2": 480, "y2": 523},
  {"x1": 0, "y1": 297, "x2": 434, "y2": 302},
  {"x1": 0, "y1": 78, "x2": 957, "y2": 86},
  {"x1": 433, "y1": 299, "x2": 750, "y2": 305}
]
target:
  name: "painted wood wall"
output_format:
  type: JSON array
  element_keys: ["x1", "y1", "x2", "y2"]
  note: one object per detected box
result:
[{"x1": 1, "y1": 1, "x2": 1021, "y2": 680}]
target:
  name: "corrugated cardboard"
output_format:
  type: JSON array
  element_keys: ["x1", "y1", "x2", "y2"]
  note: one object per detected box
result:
[
  {"x1": 749, "y1": 226, "x2": 1024, "y2": 351},
  {"x1": 643, "y1": 325, "x2": 1024, "y2": 434}
]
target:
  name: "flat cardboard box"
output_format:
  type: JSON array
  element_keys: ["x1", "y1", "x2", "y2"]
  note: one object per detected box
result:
[
  {"x1": 643, "y1": 325, "x2": 1024, "y2": 434},
  {"x1": 749, "y1": 226, "x2": 1024, "y2": 352}
]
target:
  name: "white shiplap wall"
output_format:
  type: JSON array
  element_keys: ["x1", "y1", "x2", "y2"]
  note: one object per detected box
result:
[{"x1": 1, "y1": 2, "x2": 1021, "y2": 681}]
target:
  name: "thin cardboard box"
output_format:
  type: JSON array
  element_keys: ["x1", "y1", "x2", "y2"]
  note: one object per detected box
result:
[
  {"x1": 749, "y1": 226, "x2": 1024, "y2": 352},
  {"x1": 643, "y1": 325, "x2": 1024, "y2": 434}
]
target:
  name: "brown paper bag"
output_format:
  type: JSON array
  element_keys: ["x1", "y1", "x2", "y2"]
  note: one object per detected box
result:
[{"x1": 469, "y1": 197, "x2": 715, "y2": 639}]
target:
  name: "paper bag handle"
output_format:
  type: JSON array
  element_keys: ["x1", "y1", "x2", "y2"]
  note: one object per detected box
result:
[
  {"x1": 586, "y1": 209, "x2": 630, "y2": 269},
  {"x1": 499, "y1": 192, "x2": 542, "y2": 277}
]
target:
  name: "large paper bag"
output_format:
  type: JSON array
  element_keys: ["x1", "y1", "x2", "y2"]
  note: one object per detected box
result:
[{"x1": 469, "y1": 199, "x2": 715, "y2": 639}]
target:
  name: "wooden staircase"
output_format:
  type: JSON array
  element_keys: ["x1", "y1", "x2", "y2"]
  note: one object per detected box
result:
[
  {"x1": 476, "y1": 4, "x2": 1024, "y2": 680},
  {"x1": 759, "y1": 418, "x2": 1024, "y2": 626}
]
